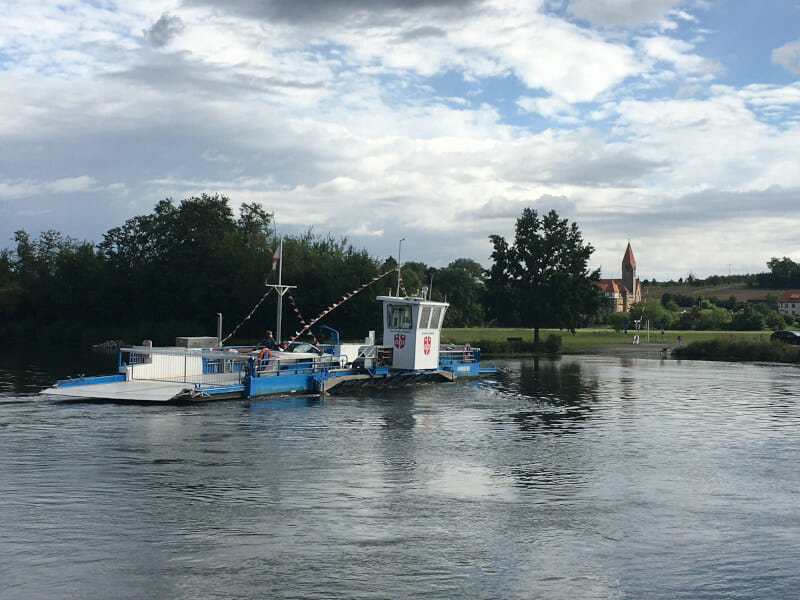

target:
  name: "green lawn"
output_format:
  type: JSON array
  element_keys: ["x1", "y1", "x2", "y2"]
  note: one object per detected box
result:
[{"x1": 442, "y1": 327, "x2": 770, "y2": 349}]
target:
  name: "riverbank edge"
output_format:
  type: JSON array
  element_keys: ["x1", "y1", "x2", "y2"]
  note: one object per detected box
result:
[
  {"x1": 443, "y1": 327, "x2": 798, "y2": 365},
  {"x1": 480, "y1": 342, "x2": 674, "y2": 359},
  {"x1": 670, "y1": 338, "x2": 800, "y2": 364},
  {"x1": 480, "y1": 339, "x2": 800, "y2": 365}
]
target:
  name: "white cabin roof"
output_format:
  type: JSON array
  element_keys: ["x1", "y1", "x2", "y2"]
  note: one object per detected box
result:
[{"x1": 375, "y1": 295, "x2": 449, "y2": 307}]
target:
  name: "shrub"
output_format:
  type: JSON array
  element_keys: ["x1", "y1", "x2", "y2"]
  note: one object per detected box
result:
[
  {"x1": 673, "y1": 337, "x2": 800, "y2": 363},
  {"x1": 607, "y1": 312, "x2": 628, "y2": 332},
  {"x1": 544, "y1": 334, "x2": 562, "y2": 353},
  {"x1": 729, "y1": 306, "x2": 765, "y2": 331}
]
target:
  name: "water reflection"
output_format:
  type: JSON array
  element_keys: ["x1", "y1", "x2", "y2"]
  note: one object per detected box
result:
[
  {"x1": 0, "y1": 346, "x2": 116, "y2": 397},
  {"x1": 4, "y1": 354, "x2": 800, "y2": 599},
  {"x1": 379, "y1": 393, "x2": 417, "y2": 431},
  {"x1": 505, "y1": 357, "x2": 599, "y2": 435},
  {"x1": 249, "y1": 395, "x2": 322, "y2": 411},
  {"x1": 375, "y1": 391, "x2": 420, "y2": 479}
]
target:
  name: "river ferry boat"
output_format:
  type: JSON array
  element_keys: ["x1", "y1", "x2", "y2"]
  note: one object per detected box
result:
[{"x1": 43, "y1": 293, "x2": 496, "y2": 402}]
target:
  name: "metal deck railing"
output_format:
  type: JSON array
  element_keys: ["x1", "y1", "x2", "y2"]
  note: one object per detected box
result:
[
  {"x1": 439, "y1": 346, "x2": 479, "y2": 365},
  {"x1": 119, "y1": 344, "x2": 482, "y2": 387},
  {"x1": 120, "y1": 346, "x2": 249, "y2": 386},
  {"x1": 253, "y1": 354, "x2": 346, "y2": 377}
]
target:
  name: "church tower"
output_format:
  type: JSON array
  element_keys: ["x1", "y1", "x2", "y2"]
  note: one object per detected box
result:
[
  {"x1": 622, "y1": 242, "x2": 636, "y2": 295},
  {"x1": 595, "y1": 242, "x2": 642, "y2": 313}
]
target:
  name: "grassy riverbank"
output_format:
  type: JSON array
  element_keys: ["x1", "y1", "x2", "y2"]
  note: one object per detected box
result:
[
  {"x1": 443, "y1": 327, "x2": 800, "y2": 363},
  {"x1": 443, "y1": 327, "x2": 769, "y2": 353}
]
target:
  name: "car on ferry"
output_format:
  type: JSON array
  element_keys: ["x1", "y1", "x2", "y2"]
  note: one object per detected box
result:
[
  {"x1": 277, "y1": 341, "x2": 325, "y2": 358},
  {"x1": 770, "y1": 330, "x2": 800, "y2": 345}
]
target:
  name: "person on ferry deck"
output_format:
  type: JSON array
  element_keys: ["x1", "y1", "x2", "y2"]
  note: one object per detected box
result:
[{"x1": 259, "y1": 330, "x2": 278, "y2": 350}]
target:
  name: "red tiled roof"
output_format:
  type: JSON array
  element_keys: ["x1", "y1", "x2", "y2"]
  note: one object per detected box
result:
[
  {"x1": 596, "y1": 279, "x2": 621, "y2": 294},
  {"x1": 779, "y1": 290, "x2": 800, "y2": 303}
]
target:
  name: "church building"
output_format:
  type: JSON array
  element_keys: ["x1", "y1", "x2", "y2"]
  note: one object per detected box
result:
[{"x1": 596, "y1": 243, "x2": 642, "y2": 313}]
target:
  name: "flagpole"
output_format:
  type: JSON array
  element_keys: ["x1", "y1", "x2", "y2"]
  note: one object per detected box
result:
[
  {"x1": 277, "y1": 238, "x2": 283, "y2": 344},
  {"x1": 265, "y1": 236, "x2": 295, "y2": 346},
  {"x1": 396, "y1": 237, "x2": 405, "y2": 296}
]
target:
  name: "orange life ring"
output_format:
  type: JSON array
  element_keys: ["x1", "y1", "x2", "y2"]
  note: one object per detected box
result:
[{"x1": 257, "y1": 347, "x2": 270, "y2": 361}]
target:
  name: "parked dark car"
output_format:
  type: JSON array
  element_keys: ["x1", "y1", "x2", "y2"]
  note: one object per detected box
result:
[{"x1": 770, "y1": 330, "x2": 800, "y2": 344}]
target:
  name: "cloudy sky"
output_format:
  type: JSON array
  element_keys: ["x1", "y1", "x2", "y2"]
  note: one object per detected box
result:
[{"x1": 2, "y1": 0, "x2": 799, "y2": 280}]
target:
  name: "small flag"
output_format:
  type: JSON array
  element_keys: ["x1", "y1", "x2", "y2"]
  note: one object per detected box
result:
[{"x1": 271, "y1": 245, "x2": 281, "y2": 270}]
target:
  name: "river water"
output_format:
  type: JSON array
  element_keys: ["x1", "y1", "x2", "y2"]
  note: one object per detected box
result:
[{"x1": 1, "y1": 352, "x2": 799, "y2": 599}]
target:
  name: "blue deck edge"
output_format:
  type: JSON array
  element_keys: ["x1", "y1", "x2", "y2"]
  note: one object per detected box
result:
[
  {"x1": 51, "y1": 357, "x2": 497, "y2": 399},
  {"x1": 57, "y1": 374, "x2": 126, "y2": 388}
]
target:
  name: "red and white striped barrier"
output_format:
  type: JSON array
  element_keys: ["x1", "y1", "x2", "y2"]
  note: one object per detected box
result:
[{"x1": 288, "y1": 267, "x2": 397, "y2": 342}]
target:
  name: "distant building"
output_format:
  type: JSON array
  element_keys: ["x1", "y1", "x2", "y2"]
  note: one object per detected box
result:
[
  {"x1": 596, "y1": 243, "x2": 642, "y2": 313},
  {"x1": 778, "y1": 290, "x2": 800, "y2": 318}
]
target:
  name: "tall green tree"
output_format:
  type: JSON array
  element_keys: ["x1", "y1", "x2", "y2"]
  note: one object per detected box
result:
[
  {"x1": 730, "y1": 304, "x2": 766, "y2": 331},
  {"x1": 486, "y1": 208, "x2": 600, "y2": 342},
  {"x1": 98, "y1": 194, "x2": 273, "y2": 340},
  {"x1": 433, "y1": 258, "x2": 486, "y2": 327},
  {"x1": 756, "y1": 256, "x2": 800, "y2": 288},
  {"x1": 397, "y1": 261, "x2": 427, "y2": 296},
  {"x1": 277, "y1": 232, "x2": 381, "y2": 341}
]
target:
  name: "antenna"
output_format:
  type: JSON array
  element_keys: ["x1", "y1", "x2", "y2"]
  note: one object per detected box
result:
[
  {"x1": 396, "y1": 237, "x2": 405, "y2": 296},
  {"x1": 265, "y1": 238, "x2": 296, "y2": 344}
]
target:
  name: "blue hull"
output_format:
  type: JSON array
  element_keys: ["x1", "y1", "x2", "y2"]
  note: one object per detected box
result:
[
  {"x1": 247, "y1": 361, "x2": 495, "y2": 397},
  {"x1": 47, "y1": 351, "x2": 497, "y2": 402}
]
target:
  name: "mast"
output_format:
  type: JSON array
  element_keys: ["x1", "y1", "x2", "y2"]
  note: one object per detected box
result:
[
  {"x1": 277, "y1": 238, "x2": 284, "y2": 343},
  {"x1": 396, "y1": 237, "x2": 405, "y2": 296},
  {"x1": 267, "y1": 238, "x2": 295, "y2": 344}
]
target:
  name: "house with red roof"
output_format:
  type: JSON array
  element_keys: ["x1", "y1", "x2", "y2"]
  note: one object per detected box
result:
[
  {"x1": 778, "y1": 290, "x2": 800, "y2": 318},
  {"x1": 595, "y1": 242, "x2": 642, "y2": 313}
]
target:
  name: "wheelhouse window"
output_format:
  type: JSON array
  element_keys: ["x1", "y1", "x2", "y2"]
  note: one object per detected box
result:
[
  {"x1": 419, "y1": 306, "x2": 432, "y2": 329},
  {"x1": 386, "y1": 304, "x2": 413, "y2": 329},
  {"x1": 430, "y1": 306, "x2": 443, "y2": 329}
]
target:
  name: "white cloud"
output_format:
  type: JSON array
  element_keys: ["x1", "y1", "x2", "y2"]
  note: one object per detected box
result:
[
  {"x1": 46, "y1": 175, "x2": 97, "y2": 194},
  {"x1": 639, "y1": 35, "x2": 722, "y2": 79},
  {"x1": 517, "y1": 95, "x2": 580, "y2": 122},
  {"x1": 0, "y1": 176, "x2": 96, "y2": 199},
  {"x1": 772, "y1": 40, "x2": 800, "y2": 74},
  {"x1": 347, "y1": 225, "x2": 385, "y2": 237},
  {"x1": 0, "y1": 0, "x2": 796, "y2": 279},
  {"x1": 173, "y1": 0, "x2": 641, "y2": 104},
  {"x1": 567, "y1": 0, "x2": 686, "y2": 27},
  {"x1": 490, "y1": 12, "x2": 637, "y2": 102},
  {"x1": 611, "y1": 89, "x2": 800, "y2": 192},
  {"x1": 734, "y1": 83, "x2": 800, "y2": 123},
  {"x1": 0, "y1": 180, "x2": 39, "y2": 201}
]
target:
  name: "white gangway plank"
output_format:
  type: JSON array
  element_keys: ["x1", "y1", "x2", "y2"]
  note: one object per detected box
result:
[{"x1": 44, "y1": 380, "x2": 192, "y2": 402}]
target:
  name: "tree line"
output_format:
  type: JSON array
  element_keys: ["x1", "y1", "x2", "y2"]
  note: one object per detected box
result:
[
  {"x1": 607, "y1": 293, "x2": 795, "y2": 333},
  {"x1": 643, "y1": 256, "x2": 800, "y2": 289},
  {"x1": 0, "y1": 195, "x2": 488, "y2": 345},
  {"x1": 1, "y1": 195, "x2": 794, "y2": 346},
  {"x1": 605, "y1": 258, "x2": 800, "y2": 333}
]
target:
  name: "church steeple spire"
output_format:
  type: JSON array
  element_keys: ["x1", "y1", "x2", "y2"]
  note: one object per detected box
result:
[
  {"x1": 622, "y1": 242, "x2": 636, "y2": 270},
  {"x1": 622, "y1": 242, "x2": 636, "y2": 294}
]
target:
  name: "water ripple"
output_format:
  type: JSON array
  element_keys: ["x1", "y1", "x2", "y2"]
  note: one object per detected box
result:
[{"x1": 2, "y1": 355, "x2": 800, "y2": 598}]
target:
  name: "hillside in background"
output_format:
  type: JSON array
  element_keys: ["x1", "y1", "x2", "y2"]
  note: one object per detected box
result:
[{"x1": 644, "y1": 284, "x2": 785, "y2": 303}]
